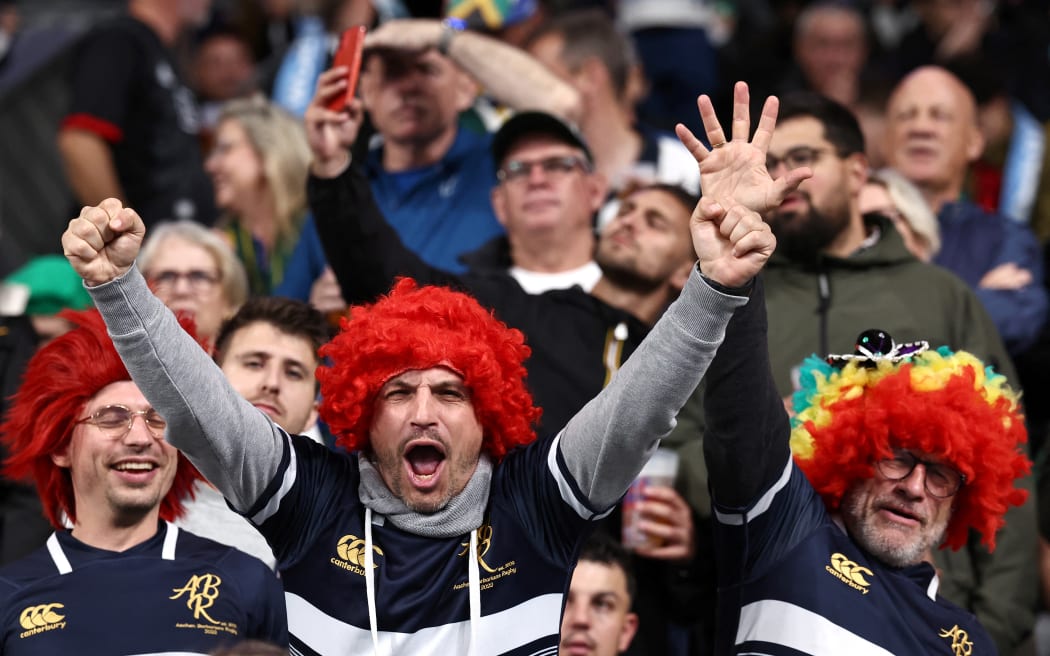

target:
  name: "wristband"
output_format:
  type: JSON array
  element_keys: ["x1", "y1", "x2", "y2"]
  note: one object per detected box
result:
[{"x1": 438, "y1": 18, "x2": 466, "y2": 55}]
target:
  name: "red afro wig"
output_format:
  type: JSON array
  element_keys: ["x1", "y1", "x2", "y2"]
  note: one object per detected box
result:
[
  {"x1": 1, "y1": 310, "x2": 201, "y2": 529},
  {"x1": 317, "y1": 279, "x2": 540, "y2": 460},
  {"x1": 790, "y1": 348, "x2": 1029, "y2": 551}
]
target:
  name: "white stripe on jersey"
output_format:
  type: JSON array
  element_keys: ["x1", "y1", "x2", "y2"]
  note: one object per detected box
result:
[
  {"x1": 252, "y1": 430, "x2": 299, "y2": 525},
  {"x1": 47, "y1": 533, "x2": 72, "y2": 574},
  {"x1": 287, "y1": 591, "x2": 563, "y2": 654},
  {"x1": 736, "y1": 599, "x2": 895, "y2": 655},
  {"x1": 715, "y1": 458, "x2": 793, "y2": 526},
  {"x1": 546, "y1": 432, "x2": 609, "y2": 520},
  {"x1": 162, "y1": 522, "x2": 178, "y2": 559}
]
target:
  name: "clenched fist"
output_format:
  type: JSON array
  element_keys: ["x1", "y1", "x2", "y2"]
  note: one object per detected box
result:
[{"x1": 61, "y1": 198, "x2": 146, "y2": 286}]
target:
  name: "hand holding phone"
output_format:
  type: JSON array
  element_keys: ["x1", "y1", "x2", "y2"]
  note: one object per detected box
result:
[{"x1": 327, "y1": 26, "x2": 367, "y2": 112}]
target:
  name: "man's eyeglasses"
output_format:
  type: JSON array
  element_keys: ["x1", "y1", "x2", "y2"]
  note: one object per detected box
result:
[
  {"x1": 874, "y1": 450, "x2": 966, "y2": 498},
  {"x1": 76, "y1": 404, "x2": 167, "y2": 439},
  {"x1": 497, "y1": 155, "x2": 591, "y2": 183},
  {"x1": 765, "y1": 146, "x2": 832, "y2": 175},
  {"x1": 148, "y1": 270, "x2": 219, "y2": 293}
]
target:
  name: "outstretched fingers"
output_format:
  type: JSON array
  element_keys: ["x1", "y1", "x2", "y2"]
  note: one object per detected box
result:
[
  {"x1": 730, "y1": 81, "x2": 751, "y2": 143},
  {"x1": 675, "y1": 122, "x2": 708, "y2": 165},
  {"x1": 773, "y1": 166, "x2": 814, "y2": 201},
  {"x1": 698, "y1": 93, "x2": 727, "y2": 149},
  {"x1": 751, "y1": 95, "x2": 779, "y2": 153}
]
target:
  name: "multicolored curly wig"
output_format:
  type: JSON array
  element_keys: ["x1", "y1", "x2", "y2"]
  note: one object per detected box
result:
[
  {"x1": 789, "y1": 343, "x2": 1029, "y2": 551},
  {"x1": 1, "y1": 310, "x2": 201, "y2": 529},
  {"x1": 317, "y1": 278, "x2": 541, "y2": 460}
]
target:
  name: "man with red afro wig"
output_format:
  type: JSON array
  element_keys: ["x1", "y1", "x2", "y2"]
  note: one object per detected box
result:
[
  {"x1": 0, "y1": 311, "x2": 287, "y2": 654},
  {"x1": 61, "y1": 82, "x2": 786, "y2": 654},
  {"x1": 687, "y1": 89, "x2": 1030, "y2": 654}
]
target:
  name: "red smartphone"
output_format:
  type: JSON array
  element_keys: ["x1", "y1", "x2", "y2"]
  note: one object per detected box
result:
[{"x1": 328, "y1": 26, "x2": 367, "y2": 112}]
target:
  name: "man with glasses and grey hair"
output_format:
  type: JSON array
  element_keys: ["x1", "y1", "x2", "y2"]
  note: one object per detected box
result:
[
  {"x1": 673, "y1": 82, "x2": 1030, "y2": 654},
  {"x1": 686, "y1": 88, "x2": 1036, "y2": 654}
]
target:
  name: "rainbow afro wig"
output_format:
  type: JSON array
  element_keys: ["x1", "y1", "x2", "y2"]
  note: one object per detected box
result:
[
  {"x1": 317, "y1": 279, "x2": 541, "y2": 460},
  {"x1": 789, "y1": 330, "x2": 1029, "y2": 551},
  {"x1": 2, "y1": 310, "x2": 201, "y2": 529}
]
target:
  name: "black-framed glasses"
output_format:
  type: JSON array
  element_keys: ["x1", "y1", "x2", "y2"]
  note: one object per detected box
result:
[
  {"x1": 497, "y1": 155, "x2": 591, "y2": 183},
  {"x1": 76, "y1": 404, "x2": 167, "y2": 439},
  {"x1": 874, "y1": 450, "x2": 965, "y2": 498},
  {"x1": 147, "y1": 269, "x2": 219, "y2": 293},
  {"x1": 765, "y1": 146, "x2": 832, "y2": 175}
]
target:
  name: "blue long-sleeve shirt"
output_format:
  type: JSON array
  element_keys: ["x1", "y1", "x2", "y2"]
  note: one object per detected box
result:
[{"x1": 934, "y1": 200, "x2": 1048, "y2": 355}]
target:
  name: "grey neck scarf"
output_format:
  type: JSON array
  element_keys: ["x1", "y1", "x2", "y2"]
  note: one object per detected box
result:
[{"x1": 357, "y1": 454, "x2": 493, "y2": 538}]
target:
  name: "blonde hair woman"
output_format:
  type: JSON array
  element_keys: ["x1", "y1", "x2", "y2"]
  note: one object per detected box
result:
[
  {"x1": 206, "y1": 95, "x2": 312, "y2": 295},
  {"x1": 859, "y1": 167, "x2": 941, "y2": 262}
]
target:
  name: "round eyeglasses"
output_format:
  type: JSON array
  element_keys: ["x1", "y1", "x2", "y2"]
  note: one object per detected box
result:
[
  {"x1": 497, "y1": 155, "x2": 591, "y2": 183},
  {"x1": 874, "y1": 450, "x2": 965, "y2": 498},
  {"x1": 765, "y1": 146, "x2": 832, "y2": 175},
  {"x1": 147, "y1": 269, "x2": 219, "y2": 293},
  {"x1": 76, "y1": 404, "x2": 167, "y2": 439}
]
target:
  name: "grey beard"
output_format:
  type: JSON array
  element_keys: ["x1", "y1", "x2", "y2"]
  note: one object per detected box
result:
[{"x1": 840, "y1": 491, "x2": 946, "y2": 568}]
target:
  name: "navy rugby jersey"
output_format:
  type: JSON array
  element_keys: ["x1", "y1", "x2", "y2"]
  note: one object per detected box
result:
[
  {"x1": 712, "y1": 459, "x2": 996, "y2": 655},
  {"x1": 0, "y1": 522, "x2": 287, "y2": 655},
  {"x1": 249, "y1": 431, "x2": 596, "y2": 655}
]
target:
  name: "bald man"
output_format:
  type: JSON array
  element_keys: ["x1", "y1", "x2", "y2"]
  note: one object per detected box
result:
[{"x1": 884, "y1": 66, "x2": 1047, "y2": 356}]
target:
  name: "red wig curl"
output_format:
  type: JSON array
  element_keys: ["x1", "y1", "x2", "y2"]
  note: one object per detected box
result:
[
  {"x1": 318, "y1": 279, "x2": 540, "y2": 460},
  {"x1": 790, "y1": 350, "x2": 1029, "y2": 551},
  {"x1": 1, "y1": 310, "x2": 201, "y2": 529}
]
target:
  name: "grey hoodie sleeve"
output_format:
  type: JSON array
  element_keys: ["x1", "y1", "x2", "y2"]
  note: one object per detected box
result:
[
  {"x1": 87, "y1": 265, "x2": 283, "y2": 512},
  {"x1": 556, "y1": 268, "x2": 748, "y2": 511}
]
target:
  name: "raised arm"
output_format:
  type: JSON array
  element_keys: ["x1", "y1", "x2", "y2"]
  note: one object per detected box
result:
[
  {"x1": 558, "y1": 83, "x2": 800, "y2": 510},
  {"x1": 62, "y1": 200, "x2": 284, "y2": 512},
  {"x1": 679, "y1": 82, "x2": 808, "y2": 506},
  {"x1": 365, "y1": 19, "x2": 582, "y2": 122},
  {"x1": 304, "y1": 69, "x2": 465, "y2": 303}
]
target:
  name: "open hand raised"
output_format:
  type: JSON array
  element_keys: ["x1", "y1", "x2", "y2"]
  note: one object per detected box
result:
[{"x1": 676, "y1": 82, "x2": 811, "y2": 214}]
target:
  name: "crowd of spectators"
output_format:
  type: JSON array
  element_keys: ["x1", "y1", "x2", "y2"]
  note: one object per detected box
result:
[{"x1": 0, "y1": 0, "x2": 1049, "y2": 654}]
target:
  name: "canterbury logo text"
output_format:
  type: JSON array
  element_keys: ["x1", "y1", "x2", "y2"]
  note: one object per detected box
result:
[
  {"x1": 939, "y1": 625, "x2": 974, "y2": 655},
  {"x1": 825, "y1": 552, "x2": 873, "y2": 594},
  {"x1": 331, "y1": 534, "x2": 383, "y2": 575},
  {"x1": 170, "y1": 573, "x2": 223, "y2": 624},
  {"x1": 18, "y1": 603, "x2": 66, "y2": 638}
]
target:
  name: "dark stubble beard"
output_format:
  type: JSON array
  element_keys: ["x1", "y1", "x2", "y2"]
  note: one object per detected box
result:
[
  {"x1": 768, "y1": 190, "x2": 851, "y2": 265},
  {"x1": 596, "y1": 258, "x2": 663, "y2": 295}
]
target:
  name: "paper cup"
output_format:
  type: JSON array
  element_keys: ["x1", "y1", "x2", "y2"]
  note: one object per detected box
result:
[{"x1": 622, "y1": 449, "x2": 679, "y2": 550}]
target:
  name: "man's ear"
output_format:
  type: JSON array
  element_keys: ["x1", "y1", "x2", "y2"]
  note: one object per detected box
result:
[
  {"x1": 845, "y1": 152, "x2": 869, "y2": 194},
  {"x1": 584, "y1": 170, "x2": 609, "y2": 213},
  {"x1": 51, "y1": 444, "x2": 71, "y2": 468},
  {"x1": 306, "y1": 401, "x2": 320, "y2": 433},
  {"x1": 965, "y1": 124, "x2": 986, "y2": 163},
  {"x1": 452, "y1": 67, "x2": 480, "y2": 114},
  {"x1": 618, "y1": 612, "x2": 640, "y2": 652},
  {"x1": 491, "y1": 185, "x2": 510, "y2": 228},
  {"x1": 669, "y1": 257, "x2": 695, "y2": 292}
]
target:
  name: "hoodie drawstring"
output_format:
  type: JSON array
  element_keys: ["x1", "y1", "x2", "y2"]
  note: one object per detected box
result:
[{"x1": 365, "y1": 507, "x2": 480, "y2": 655}]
